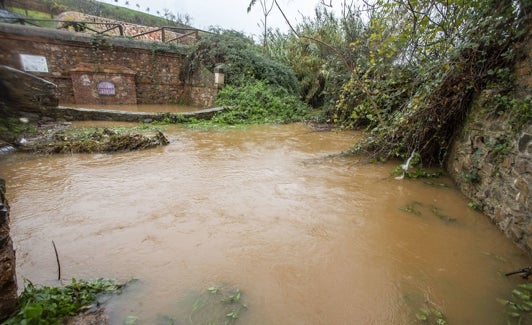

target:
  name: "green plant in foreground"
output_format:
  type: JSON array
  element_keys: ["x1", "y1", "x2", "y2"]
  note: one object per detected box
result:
[
  {"x1": 499, "y1": 283, "x2": 532, "y2": 324},
  {"x1": 2, "y1": 278, "x2": 125, "y2": 325}
]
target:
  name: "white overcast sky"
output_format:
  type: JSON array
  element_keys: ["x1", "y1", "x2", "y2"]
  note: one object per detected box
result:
[{"x1": 96, "y1": 0, "x2": 343, "y2": 37}]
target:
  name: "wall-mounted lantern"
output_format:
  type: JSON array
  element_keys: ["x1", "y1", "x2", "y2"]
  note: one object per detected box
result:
[{"x1": 214, "y1": 64, "x2": 225, "y2": 88}]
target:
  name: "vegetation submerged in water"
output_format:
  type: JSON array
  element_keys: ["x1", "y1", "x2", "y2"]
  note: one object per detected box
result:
[
  {"x1": 2, "y1": 278, "x2": 125, "y2": 325},
  {"x1": 185, "y1": 285, "x2": 247, "y2": 325},
  {"x1": 400, "y1": 201, "x2": 457, "y2": 224},
  {"x1": 130, "y1": 285, "x2": 248, "y2": 325},
  {"x1": 403, "y1": 290, "x2": 447, "y2": 324},
  {"x1": 415, "y1": 305, "x2": 447, "y2": 324},
  {"x1": 21, "y1": 126, "x2": 169, "y2": 154},
  {"x1": 499, "y1": 283, "x2": 532, "y2": 324}
]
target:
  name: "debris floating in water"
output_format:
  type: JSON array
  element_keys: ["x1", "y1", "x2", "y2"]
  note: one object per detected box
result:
[
  {"x1": 395, "y1": 151, "x2": 416, "y2": 180},
  {"x1": 22, "y1": 127, "x2": 169, "y2": 154},
  {"x1": 0, "y1": 145, "x2": 15, "y2": 154}
]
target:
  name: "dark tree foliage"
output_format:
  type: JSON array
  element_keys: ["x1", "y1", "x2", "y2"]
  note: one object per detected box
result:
[{"x1": 181, "y1": 28, "x2": 300, "y2": 96}]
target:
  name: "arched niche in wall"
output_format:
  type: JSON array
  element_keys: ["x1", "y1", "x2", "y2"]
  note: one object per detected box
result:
[{"x1": 70, "y1": 64, "x2": 136, "y2": 105}]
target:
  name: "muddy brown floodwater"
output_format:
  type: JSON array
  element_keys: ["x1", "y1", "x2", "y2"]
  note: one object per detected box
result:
[{"x1": 0, "y1": 123, "x2": 530, "y2": 324}]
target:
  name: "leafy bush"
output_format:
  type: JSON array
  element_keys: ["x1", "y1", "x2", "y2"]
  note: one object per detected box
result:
[{"x1": 211, "y1": 80, "x2": 310, "y2": 125}]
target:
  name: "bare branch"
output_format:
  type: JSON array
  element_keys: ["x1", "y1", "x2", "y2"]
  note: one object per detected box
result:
[
  {"x1": 247, "y1": 0, "x2": 257, "y2": 13},
  {"x1": 273, "y1": 0, "x2": 353, "y2": 70},
  {"x1": 320, "y1": 0, "x2": 333, "y2": 7}
]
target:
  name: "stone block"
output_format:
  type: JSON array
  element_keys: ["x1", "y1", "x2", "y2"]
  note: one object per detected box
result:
[
  {"x1": 0, "y1": 65, "x2": 58, "y2": 112},
  {"x1": 509, "y1": 223, "x2": 524, "y2": 242},
  {"x1": 514, "y1": 177, "x2": 529, "y2": 193},
  {"x1": 514, "y1": 157, "x2": 532, "y2": 174},
  {"x1": 518, "y1": 133, "x2": 532, "y2": 154}
]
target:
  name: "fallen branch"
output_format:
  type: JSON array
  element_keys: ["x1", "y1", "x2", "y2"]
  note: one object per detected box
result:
[
  {"x1": 505, "y1": 267, "x2": 532, "y2": 279},
  {"x1": 52, "y1": 240, "x2": 61, "y2": 281}
]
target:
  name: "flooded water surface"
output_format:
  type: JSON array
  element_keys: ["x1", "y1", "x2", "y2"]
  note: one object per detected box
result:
[{"x1": 0, "y1": 123, "x2": 530, "y2": 324}]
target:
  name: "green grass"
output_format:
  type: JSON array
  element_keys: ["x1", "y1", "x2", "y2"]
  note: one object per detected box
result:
[
  {"x1": 2, "y1": 279, "x2": 126, "y2": 325},
  {"x1": 7, "y1": 0, "x2": 187, "y2": 29},
  {"x1": 6, "y1": 7, "x2": 57, "y2": 28}
]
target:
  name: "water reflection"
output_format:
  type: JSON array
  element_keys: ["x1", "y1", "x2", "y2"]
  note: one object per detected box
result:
[{"x1": 0, "y1": 123, "x2": 529, "y2": 324}]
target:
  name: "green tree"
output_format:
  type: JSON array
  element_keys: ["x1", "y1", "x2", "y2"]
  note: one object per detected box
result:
[
  {"x1": 43, "y1": 0, "x2": 66, "y2": 18},
  {"x1": 182, "y1": 28, "x2": 300, "y2": 95},
  {"x1": 265, "y1": 4, "x2": 358, "y2": 107},
  {"x1": 247, "y1": 0, "x2": 276, "y2": 50}
]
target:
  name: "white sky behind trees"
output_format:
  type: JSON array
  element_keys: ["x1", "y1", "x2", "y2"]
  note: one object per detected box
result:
[{"x1": 96, "y1": 0, "x2": 343, "y2": 38}]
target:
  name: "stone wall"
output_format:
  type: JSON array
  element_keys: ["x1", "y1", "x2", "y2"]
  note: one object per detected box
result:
[
  {"x1": 447, "y1": 23, "x2": 532, "y2": 254},
  {"x1": 0, "y1": 178, "x2": 17, "y2": 322},
  {"x1": 0, "y1": 64, "x2": 58, "y2": 113},
  {"x1": 0, "y1": 23, "x2": 217, "y2": 107},
  {"x1": 447, "y1": 97, "x2": 531, "y2": 254},
  {"x1": 56, "y1": 11, "x2": 197, "y2": 45}
]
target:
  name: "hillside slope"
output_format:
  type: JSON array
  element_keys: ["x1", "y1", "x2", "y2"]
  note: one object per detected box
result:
[{"x1": 4, "y1": 0, "x2": 189, "y2": 28}]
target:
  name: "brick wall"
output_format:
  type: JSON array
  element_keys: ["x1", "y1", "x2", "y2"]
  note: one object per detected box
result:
[{"x1": 0, "y1": 23, "x2": 217, "y2": 107}]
